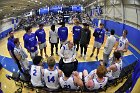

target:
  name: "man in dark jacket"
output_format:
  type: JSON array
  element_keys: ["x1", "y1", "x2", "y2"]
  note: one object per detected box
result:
[{"x1": 79, "y1": 23, "x2": 91, "y2": 60}]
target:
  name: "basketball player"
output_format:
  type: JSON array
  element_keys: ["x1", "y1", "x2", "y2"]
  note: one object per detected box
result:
[
  {"x1": 49, "y1": 25, "x2": 59, "y2": 56},
  {"x1": 59, "y1": 64, "x2": 83, "y2": 90},
  {"x1": 7, "y1": 31, "x2": 24, "y2": 73},
  {"x1": 103, "y1": 29, "x2": 116, "y2": 66},
  {"x1": 58, "y1": 22, "x2": 68, "y2": 48},
  {"x1": 106, "y1": 51, "x2": 122, "y2": 80},
  {"x1": 83, "y1": 65, "x2": 108, "y2": 90},
  {"x1": 72, "y1": 21, "x2": 82, "y2": 52},
  {"x1": 35, "y1": 24, "x2": 48, "y2": 57},
  {"x1": 115, "y1": 30, "x2": 129, "y2": 56},
  {"x1": 43, "y1": 56, "x2": 62, "y2": 89},
  {"x1": 90, "y1": 23, "x2": 105, "y2": 61},
  {"x1": 14, "y1": 38, "x2": 29, "y2": 71},
  {"x1": 23, "y1": 26, "x2": 38, "y2": 59},
  {"x1": 79, "y1": 23, "x2": 91, "y2": 60},
  {"x1": 30, "y1": 56, "x2": 44, "y2": 87}
]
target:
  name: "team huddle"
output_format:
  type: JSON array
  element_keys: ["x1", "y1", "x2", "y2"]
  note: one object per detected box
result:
[{"x1": 7, "y1": 21, "x2": 129, "y2": 90}]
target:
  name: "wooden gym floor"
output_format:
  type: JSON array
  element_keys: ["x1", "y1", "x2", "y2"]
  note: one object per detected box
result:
[{"x1": 0, "y1": 24, "x2": 132, "y2": 93}]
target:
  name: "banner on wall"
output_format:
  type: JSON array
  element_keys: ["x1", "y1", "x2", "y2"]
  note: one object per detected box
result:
[
  {"x1": 72, "y1": 5, "x2": 82, "y2": 12},
  {"x1": 49, "y1": 6, "x2": 62, "y2": 13},
  {"x1": 12, "y1": 19, "x2": 14, "y2": 24},
  {"x1": 16, "y1": 18, "x2": 18, "y2": 23},
  {"x1": 39, "y1": 7, "x2": 49, "y2": 15}
]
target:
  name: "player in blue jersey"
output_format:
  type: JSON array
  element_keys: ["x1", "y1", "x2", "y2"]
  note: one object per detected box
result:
[
  {"x1": 23, "y1": 26, "x2": 38, "y2": 59},
  {"x1": 35, "y1": 24, "x2": 48, "y2": 57},
  {"x1": 72, "y1": 21, "x2": 82, "y2": 52},
  {"x1": 90, "y1": 23, "x2": 105, "y2": 61},
  {"x1": 58, "y1": 22, "x2": 68, "y2": 48}
]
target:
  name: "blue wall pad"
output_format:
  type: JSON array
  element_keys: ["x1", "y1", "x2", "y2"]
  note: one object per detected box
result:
[{"x1": 0, "y1": 55, "x2": 137, "y2": 73}]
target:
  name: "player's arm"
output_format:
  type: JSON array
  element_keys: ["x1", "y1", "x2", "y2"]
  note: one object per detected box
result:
[
  {"x1": 123, "y1": 41, "x2": 129, "y2": 52},
  {"x1": 73, "y1": 74, "x2": 83, "y2": 87},
  {"x1": 107, "y1": 64, "x2": 117, "y2": 72},
  {"x1": 59, "y1": 46, "x2": 65, "y2": 58},
  {"x1": 115, "y1": 38, "x2": 119, "y2": 50}
]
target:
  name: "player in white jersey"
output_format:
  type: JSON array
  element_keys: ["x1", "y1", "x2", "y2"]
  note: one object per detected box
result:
[
  {"x1": 43, "y1": 56, "x2": 62, "y2": 89},
  {"x1": 116, "y1": 30, "x2": 129, "y2": 56},
  {"x1": 30, "y1": 56, "x2": 44, "y2": 87},
  {"x1": 106, "y1": 51, "x2": 122, "y2": 80},
  {"x1": 83, "y1": 65, "x2": 108, "y2": 90},
  {"x1": 59, "y1": 64, "x2": 83, "y2": 90}
]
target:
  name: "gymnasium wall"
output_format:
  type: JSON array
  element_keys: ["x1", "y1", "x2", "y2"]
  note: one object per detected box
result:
[
  {"x1": 100, "y1": 19, "x2": 140, "y2": 51},
  {"x1": 0, "y1": 18, "x2": 21, "y2": 39}
]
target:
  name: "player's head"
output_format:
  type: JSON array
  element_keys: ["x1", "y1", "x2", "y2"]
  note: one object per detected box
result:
[
  {"x1": 75, "y1": 20, "x2": 79, "y2": 25},
  {"x1": 9, "y1": 31, "x2": 14, "y2": 38},
  {"x1": 25, "y1": 26, "x2": 32, "y2": 33},
  {"x1": 83, "y1": 23, "x2": 89, "y2": 29},
  {"x1": 39, "y1": 24, "x2": 44, "y2": 29},
  {"x1": 47, "y1": 56, "x2": 56, "y2": 68},
  {"x1": 106, "y1": 28, "x2": 109, "y2": 32},
  {"x1": 99, "y1": 23, "x2": 104, "y2": 29},
  {"x1": 14, "y1": 38, "x2": 20, "y2": 46},
  {"x1": 33, "y1": 56, "x2": 43, "y2": 66},
  {"x1": 123, "y1": 30, "x2": 128, "y2": 37},
  {"x1": 114, "y1": 51, "x2": 121, "y2": 61},
  {"x1": 61, "y1": 22, "x2": 65, "y2": 27},
  {"x1": 51, "y1": 25, "x2": 55, "y2": 31},
  {"x1": 68, "y1": 41, "x2": 74, "y2": 49},
  {"x1": 63, "y1": 64, "x2": 73, "y2": 77},
  {"x1": 96, "y1": 65, "x2": 107, "y2": 78},
  {"x1": 111, "y1": 29, "x2": 115, "y2": 35}
]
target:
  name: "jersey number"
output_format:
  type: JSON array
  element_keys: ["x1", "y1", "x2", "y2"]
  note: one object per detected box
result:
[
  {"x1": 119, "y1": 43, "x2": 122, "y2": 47},
  {"x1": 47, "y1": 76, "x2": 55, "y2": 83},
  {"x1": 33, "y1": 69, "x2": 37, "y2": 76},
  {"x1": 64, "y1": 85, "x2": 71, "y2": 89}
]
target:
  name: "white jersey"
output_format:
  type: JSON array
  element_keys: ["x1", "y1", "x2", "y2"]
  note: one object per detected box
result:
[
  {"x1": 117, "y1": 37, "x2": 128, "y2": 51},
  {"x1": 106, "y1": 60, "x2": 122, "y2": 80},
  {"x1": 30, "y1": 65, "x2": 43, "y2": 87},
  {"x1": 44, "y1": 68, "x2": 59, "y2": 89},
  {"x1": 92, "y1": 77, "x2": 108, "y2": 90},
  {"x1": 49, "y1": 30, "x2": 58, "y2": 43},
  {"x1": 112, "y1": 60, "x2": 122, "y2": 79},
  {"x1": 59, "y1": 75, "x2": 78, "y2": 90}
]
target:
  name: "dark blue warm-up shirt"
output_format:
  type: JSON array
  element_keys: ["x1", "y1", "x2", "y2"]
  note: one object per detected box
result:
[
  {"x1": 23, "y1": 33, "x2": 37, "y2": 52},
  {"x1": 94, "y1": 28, "x2": 105, "y2": 43},
  {"x1": 58, "y1": 27, "x2": 68, "y2": 41},
  {"x1": 73, "y1": 25, "x2": 82, "y2": 40},
  {"x1": 35, "y1": 29, "x2": 46, "y2": 43}
]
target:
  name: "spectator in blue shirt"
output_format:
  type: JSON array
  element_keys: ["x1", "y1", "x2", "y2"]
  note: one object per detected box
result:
[
  {"x1": 90, "y1": 23, "x2": 105, "y2": 61},
  {"x1": 58, "y1": 22, "x2": 68, "y2": 48},
  {"x1": 35, "y1": 24, "x2": 48, "y2": 57},
  {"x1": 7, "y1": 31, "x2": 24, "y2": 73},
  {"x1": 72, "y1": 21, "x2": 82, "y2": 51},
  {"x1": 23, "y1": 26, "x2": 38, "y2": 59}
]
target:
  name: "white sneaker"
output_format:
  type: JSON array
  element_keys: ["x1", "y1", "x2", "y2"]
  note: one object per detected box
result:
[{"x1": 83, "y1": 55, "x2": 86, "y2": 61}]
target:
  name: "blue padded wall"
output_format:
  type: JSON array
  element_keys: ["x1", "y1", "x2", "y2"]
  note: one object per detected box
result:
[{"x1": 93, "y1": 19, "x2": 140, "y2": 53}]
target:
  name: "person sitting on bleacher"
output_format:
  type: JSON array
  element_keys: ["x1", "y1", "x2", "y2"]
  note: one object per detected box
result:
[
  {"x1": 106, "y1": 51, "x2": 122, "y2": 80},
  {"x1": 59, "y1": 64, "x2": 83, "y2": 90},
  {"x1": 30, "y1": 56, "x2": 44, "y2": 87},
  {"x1": 43, "y1": 56, "x2": 62, "y2": 89},
  {"x1": 83, "y1": 65, "x2": 108, "y2": 90}
]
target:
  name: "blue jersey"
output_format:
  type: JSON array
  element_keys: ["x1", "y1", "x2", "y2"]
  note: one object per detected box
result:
[
  {"x1": 73, "y1": 26, "x2": 82, "y2": 40},
  {"x1": 58, "y1": 27, "x2": 68, "y2": 41},
  {"x1": 7, "y1": 37, "x2": 15, "y2": 52},
  {"x1": 23, "y1": 33, "x2": 37, "y2": 52},
  {"x1": 94, "y1": 28, "x2": 105, "y2": 43},
  {"x1": 35, "y1": 29, "x2": 46, "y2": 43}
]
